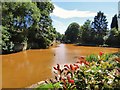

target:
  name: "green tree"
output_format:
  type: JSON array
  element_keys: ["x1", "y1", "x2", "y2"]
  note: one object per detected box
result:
[
  {"x1": 111, "y1": 14, "x2": 118, "y2": 29},
  {"x1": 28, "y1": 1, "x2": 55, "y2": 49},
  {"x1": 80, "y1": 20, "x2": 95, "y2": 44},
  {"x1": 106, "y1": 28, "x2": 120, "y2": 46},
  {"x1": 1, "y1": 1, "x2": 57, "y2": 53},
  {"x1": 65, "y1": 22, "x2": 80, "y2": 43},
  {"x1": 92, "y1": 11, "x2": 108, "y2": 44},
  {"x1": 0, "y1": 26, "x2": 14, "y2": 54},
  {"x1": 2, "y1": 2, "x2": 41, "y2": 51},
  {"x1": 56, "y1": 32, "x2": 62, "y2": 41}
]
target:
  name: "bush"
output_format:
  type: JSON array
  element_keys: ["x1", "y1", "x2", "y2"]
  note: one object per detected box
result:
[{"x1": 36, "y1": 52, "x2": 120, "y2": 90}]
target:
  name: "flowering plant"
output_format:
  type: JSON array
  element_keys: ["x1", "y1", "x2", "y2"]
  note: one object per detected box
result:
[{"x1": 37, "y1": 52, "x2": 120, "y2": 90}]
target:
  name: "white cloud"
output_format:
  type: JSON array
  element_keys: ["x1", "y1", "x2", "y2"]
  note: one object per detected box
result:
[
  {"x1": 51, "y1": 4, "x2": 97, "y2": 19},
  {"x1": 52, "y1": 19, "x2": 67, "y2": 34},
  {"x1": 52, "y1": 0, "x2": 119, "y2": 2}
]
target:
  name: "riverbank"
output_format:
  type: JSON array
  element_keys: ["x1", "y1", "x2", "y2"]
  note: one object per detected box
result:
[
  {"x1": 1, "y1": 41, "x2": 61, "y2": 55},
  {"x1": 76, "y1": 43, "x2": 120, "y2": 48},
  {"x1": 26, "y1": 81, "x2": 46, "y2": 88}
]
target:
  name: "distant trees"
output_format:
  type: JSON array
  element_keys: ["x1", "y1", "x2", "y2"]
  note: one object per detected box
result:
[
  {"x1": 91, "y1": 11, "x2": 108, "y2": 45},
  {"x1": 106, "y1": 28, "x2": 120, "y2": 46},
  {"x1": 111, "y1": 14, "x2": 118, "y2": 29},
  {"x1": 64, "y1": 11, "x2": 113, "y2": 46},
  {"x1": 80, "y1": 20, "x2": 95, "y2": 44},
  {"x1": 92, "y1": 11, "x2": 108, "y2": 35},
  {"x1": 56, "y1": 32, "x2": 63, "y2": 42},
  {"x1": 65, "y1": 22, "x2": 80, "y2": 43},
  {"x1": 106, "y1": 14, "x2": 120, "y2": 46}
]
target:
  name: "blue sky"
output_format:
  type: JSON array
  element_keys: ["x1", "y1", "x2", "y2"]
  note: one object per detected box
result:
[{"x1": 50, "y1": 1, "x2": 119, "y2": 34}]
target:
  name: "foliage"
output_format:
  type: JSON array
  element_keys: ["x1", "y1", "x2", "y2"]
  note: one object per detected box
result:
[
  {"x1": 92, "y1": 11, "x2": 108, "y2": 45},
  {"x1": 64, "y1": 11, "x2": 109, "y2": 45},
  {"x1": 106, "y1": 28, "x2": 120, "y2": 46},
  {"x1": 1, "y1": 1, "x2": 56, "y2": 53},
  {"x1": 80, "y1": 20, "x2": 96, "y2": 44},
  {"x1": 36, "y1": 82, "x2": 62, "y2": 90},
  {"x1": 0, "y1": 26, "x2": 14, "y2": 53},
  {"x1": 56, "y1": 32, "x2": 63, "y2": 42},
  {"x1": 65, "y1": 22, "x2": 80, "y2": 43},
  {"x1": 92, "y1": 11, "x2": 108, "y2": 36},
  {"x1": 111, "y1": 14, "x2": 118, "y2": 29},
  {"x1": 28, "y1": 1, "x2": 55, "y2": 49},
  {"x1": 2, "y1": 2, "x2": 41, "y2": 52},
  {"x1": 37, "y1": 52, "x2": 120, "y2": 89}
]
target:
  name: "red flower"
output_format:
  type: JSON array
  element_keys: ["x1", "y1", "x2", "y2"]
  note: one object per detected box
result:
[
  {"x1": 99, "y1": 51, "x2": 104, "y2": 56},
  {"x1": 67, "y1": 75, "x2": 74, "y2": 84},
  {"x1": 68, "y1": 79, "x2": 74, "y2": 84}
]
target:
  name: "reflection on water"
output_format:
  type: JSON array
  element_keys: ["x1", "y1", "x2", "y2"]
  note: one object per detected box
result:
[{"x1": 1, "y1": 44, "x2": 119, "y2": 88}]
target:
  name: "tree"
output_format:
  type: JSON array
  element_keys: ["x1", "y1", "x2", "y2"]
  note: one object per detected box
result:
[
  {"x1": 92, "y1": 11, "x2": 108, "y2": 44},
  {"x1": 1, "y1": 1, "x2": 57, "y2": 53},
  {"x1": 2, "y1": 2, "x2": 41, "y2": 50},
  {"x1": 28, "y1": 1, "x2": 55, "y2": 49},
  {"x1": 111, "y1": 14, "x2": 118, "y2": 29},
  {"x1": 56, "y1": 32, "x2": 63, "y2": 42},
  {"x1": 0, "y1": 26, "x2": 14, "y2": 54},
  {"x1": 80, "y1": 20, "x2": 95, "y2": 44},
  {"x1": 65, "y1": 22, "x2": 80, "y2": 43},
  {"x1": 106, "y1": 28, "x2": 120, "y2": 46},
  {"x1": 2, "y1": 2, "x2": 40, "y2": 34}
]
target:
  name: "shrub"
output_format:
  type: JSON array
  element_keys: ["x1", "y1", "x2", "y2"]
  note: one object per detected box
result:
[{"x1": 36, "y1": 52, "x2": 120, "y2": 90}]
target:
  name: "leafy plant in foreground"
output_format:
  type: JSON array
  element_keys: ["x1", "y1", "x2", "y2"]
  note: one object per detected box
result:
[{"x1": 36, "y1": 52, "x2": 120, "y2": 90}]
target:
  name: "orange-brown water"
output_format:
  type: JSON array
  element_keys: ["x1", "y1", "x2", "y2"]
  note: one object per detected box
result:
[{"x1": 1, "y1": 44, "x2": 119, "y2": 88}]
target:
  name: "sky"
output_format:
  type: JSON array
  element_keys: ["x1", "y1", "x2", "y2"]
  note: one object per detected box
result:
[{"x1": 50, "y1": 0, "x2": 119, "y2": 34}]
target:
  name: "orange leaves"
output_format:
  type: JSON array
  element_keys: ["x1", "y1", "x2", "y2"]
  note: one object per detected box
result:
[
  {"x1": 64, "y1": 64, "x2": 79, "y2": 71},
  {"x1": 53, "y1": 64, "x2": 60, "y2": 70},
  {"x1": 77, "y1": 56, "x2": 90, "y2": 66},
  {"x1": 53, "y1": 66, "x2": 58, "y2": 70},
  {"x1": 64, "y1": 64, "x2": 70, "y2": 69}
]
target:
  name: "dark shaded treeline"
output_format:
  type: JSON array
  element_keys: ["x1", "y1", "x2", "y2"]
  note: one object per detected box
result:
[{"x1": 64, "y1": 11, "x2": 120, "y2": 47}]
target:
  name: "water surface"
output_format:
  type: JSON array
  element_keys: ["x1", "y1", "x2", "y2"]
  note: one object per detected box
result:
[{"x1": 2, "y1": 44, "x2": 119, "y2": 88}]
